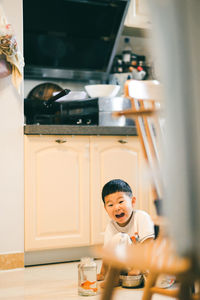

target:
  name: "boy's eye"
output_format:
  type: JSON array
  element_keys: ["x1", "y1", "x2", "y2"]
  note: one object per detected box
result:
[
  {"x1": 119, "y1": 200, "x2": 124, "y2": 204},
  {"x1": 107, "y1": 203, "x2": 113, "y2": 207}
]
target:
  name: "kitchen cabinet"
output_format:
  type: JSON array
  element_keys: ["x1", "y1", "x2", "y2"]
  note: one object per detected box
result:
[
  {"x1": 24, "y1": 135, "x2": 90, "y2": 251},
  {"x1": 124, "y1": 0, "x2": 152, "y2": 29},
  {"x1": 90, "y1": 136, "x2": 154, "y2": 244},
  {"x1": 25, "y1": 135, "x2": 154, "y2": 251}
]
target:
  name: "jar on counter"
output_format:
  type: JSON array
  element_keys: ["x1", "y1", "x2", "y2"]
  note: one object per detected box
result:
[{"x1": 78, "y1": 257, "x2": 98, "y2": 296}]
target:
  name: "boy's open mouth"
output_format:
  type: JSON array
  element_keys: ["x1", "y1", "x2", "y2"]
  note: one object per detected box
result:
[{"x1": 115, "y1": 212, "x2": 125, "y2": 219}]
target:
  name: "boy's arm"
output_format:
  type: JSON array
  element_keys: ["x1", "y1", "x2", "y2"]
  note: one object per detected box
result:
[{"x1": 97, "y1": 260, "x2": 109, "y2": 281}]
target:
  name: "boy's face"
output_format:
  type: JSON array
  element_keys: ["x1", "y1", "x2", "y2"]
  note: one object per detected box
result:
[{"x1": 104, "y1": 191, "x2": 136, "y2": 227}]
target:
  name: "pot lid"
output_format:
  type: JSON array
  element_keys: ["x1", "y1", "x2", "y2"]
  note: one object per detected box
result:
[{"x1": 27, "y1": 82, "x2": 63, "y2": 101}]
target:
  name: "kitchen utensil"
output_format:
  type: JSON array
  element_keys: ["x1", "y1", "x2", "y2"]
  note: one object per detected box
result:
[
  {"x1": 98, "y1": 96, "x2": 134, "y2": 126},
  {"x1": 155, "y1": 274, "x2": 176, "y2": 289},
  {"x1": 131, "y1": 68, "x2": 146, "y2": 80},
  {"x1": 98, "y1": 97, "x2": 132, "y2": 112},
  {"x1": 24, "y1": 89, "x2": 71, "y2": 124},
  {"x1": 27, "y1": 82, "x2": 63, "y2": 100},
  {"x1": 120, "y1": 274, "x2": 144, "y2": 288},
  {"x1": 85, "y1": 84, "x2": 120, "y2": 98},
  {"x1": 24, "y1": 93, "x2": 99, "y2": 125},
  {"x1": 54, "y1": 98, "x2": 99, "y2": 126},
  {"x1": 109, "y1": 72, "x2": 132, "y2": 95},
  {"x1": 53, "y1": 91, "x2": 87, "y2": 102}
]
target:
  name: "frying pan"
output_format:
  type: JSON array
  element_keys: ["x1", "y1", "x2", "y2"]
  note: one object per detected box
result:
[{"x1": 24, "y1": 89, "x2": 71, "y2": 124}]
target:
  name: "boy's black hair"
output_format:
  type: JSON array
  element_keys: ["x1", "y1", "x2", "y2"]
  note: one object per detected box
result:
[{"x1": 102, "y1": 179, "x2": 133, "y2": 203}]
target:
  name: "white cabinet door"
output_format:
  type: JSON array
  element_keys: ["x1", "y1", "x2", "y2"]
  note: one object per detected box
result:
[
  {"x1": 24, "y1": 135, "x2": 90, "y2": 251},
  {"x1": 124, "y1": 0, "x2": 152, "y2": 29},
  {"x1": 90, "y1": 136, "x2": 154, "y2": 245}
]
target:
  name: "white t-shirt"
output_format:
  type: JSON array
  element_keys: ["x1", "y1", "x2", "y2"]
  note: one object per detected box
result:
[{"x1": 104, "y1": 210, "x2": 155, "y2": 246}]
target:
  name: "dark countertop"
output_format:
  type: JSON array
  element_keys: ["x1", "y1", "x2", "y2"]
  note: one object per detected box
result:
[{"x1": 24, "y1": 125, "x2": 137, "y2": 136}]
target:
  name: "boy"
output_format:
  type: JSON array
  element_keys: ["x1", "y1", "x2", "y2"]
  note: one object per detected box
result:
[{"x1": 97, "y1": 179, "x2": 155, "y2": 281}]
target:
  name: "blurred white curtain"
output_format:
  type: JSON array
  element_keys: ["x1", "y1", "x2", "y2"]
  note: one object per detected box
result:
[{"x1": 147, "y1": 0, "x2": 200, "y2": 265}]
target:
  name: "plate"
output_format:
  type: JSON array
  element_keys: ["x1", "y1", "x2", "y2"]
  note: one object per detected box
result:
[
  {"x1": 53, "y1": 91, "x2": 87, "y2": 102},
  {"x1": 155, "y1": 275, "x2": 176, "y2": 289}
]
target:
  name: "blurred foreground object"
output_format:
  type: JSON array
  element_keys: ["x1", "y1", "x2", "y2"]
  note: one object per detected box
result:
[
  {"x1": 95, "y1": 0, "x2": 200, "y2": 298},
  {"x1": 99, "y1": 78, "x2": 200, "y2": 299},
  {"x1": 147, "y1": 0, "x2": 200, "y2": 268},
  {"x1": 114, "y1": 79, "x2": 164, "y2": 211},
  {"x1": 95, "y1": 236, "x2": 200, "y2": 300},
  {"x1": 0, "y1": 5, "x2": 24, "y2": 92}
]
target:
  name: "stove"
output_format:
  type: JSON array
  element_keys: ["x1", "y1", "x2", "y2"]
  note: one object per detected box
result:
[
  {"x1": 24, "y1": 96, "x2": 135, "y2": 127},
  {"x1": 25, "y1": 98, "x2": 99, "y2": 125}
]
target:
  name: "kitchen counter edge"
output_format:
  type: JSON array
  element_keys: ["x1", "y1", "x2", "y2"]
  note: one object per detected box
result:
[{"x1": 24, "y1": 125, "x2": 137, "y2": 136}]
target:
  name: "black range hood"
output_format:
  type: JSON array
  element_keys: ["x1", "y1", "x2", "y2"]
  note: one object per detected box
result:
[{"x1": 23, "y1": 0, "x2": 130, "y2": 82}]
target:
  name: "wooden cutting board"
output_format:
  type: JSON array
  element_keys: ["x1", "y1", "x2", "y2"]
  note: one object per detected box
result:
[{"x1": 27, "y1": 82, "x2": 63, "y2": 101}]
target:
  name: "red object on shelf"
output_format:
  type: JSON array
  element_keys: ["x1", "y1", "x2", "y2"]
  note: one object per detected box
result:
[{"x1": 137, "y1": 66, "x2": 143, "y2": 71}]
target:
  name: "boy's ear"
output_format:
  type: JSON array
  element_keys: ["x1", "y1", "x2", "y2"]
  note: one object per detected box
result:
[{"x1": 132, "y1": 196, "x2": 136, "y2": 206}]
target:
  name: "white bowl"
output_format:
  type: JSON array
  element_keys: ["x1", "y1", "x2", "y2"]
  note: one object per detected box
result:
[{"x1": 85, "y1": 84, "x2": 120, "y2": 98}]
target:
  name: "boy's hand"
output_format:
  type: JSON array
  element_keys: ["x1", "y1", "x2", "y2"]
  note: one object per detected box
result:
[
  {"x1": 97, "y1": 273, "x2": 105, "y2": 281},
  {"x1": 128, "y1": 269, "x2": 141, "y2": 276}
]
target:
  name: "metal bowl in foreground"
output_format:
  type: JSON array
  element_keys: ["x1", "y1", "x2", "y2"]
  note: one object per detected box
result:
[{"x1": 120, "y1": 274, "x2": 144, "y2": 288}]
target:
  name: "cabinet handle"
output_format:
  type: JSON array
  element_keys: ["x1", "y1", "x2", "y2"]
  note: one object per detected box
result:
[
  {"x1": 55, "y1": 139, "x2": 67, "y2": 144},
  {"x1": 118, "y1": 139, "x2": 128, "y2": 144}
]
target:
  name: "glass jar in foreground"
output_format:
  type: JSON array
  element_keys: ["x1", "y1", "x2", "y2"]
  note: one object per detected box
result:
[{"x1": 78, "y1": 257, "x2": 98, "y2": 296}]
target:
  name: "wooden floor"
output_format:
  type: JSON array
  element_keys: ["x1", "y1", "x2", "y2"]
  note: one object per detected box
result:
[{"x1": 0, "y1": 260, "x2": 175, "y2": 300}]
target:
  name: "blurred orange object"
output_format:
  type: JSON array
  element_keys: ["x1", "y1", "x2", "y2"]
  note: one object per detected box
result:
[{"x1": 81, "y1": 280, "x2": 97, "y2": 292}]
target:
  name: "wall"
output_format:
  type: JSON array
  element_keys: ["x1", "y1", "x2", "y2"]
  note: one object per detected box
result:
[{"x1": 0, "y1": 0, "x2": 24, "y2": 255}]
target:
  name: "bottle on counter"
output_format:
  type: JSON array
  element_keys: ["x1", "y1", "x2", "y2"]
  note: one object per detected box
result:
[
  {"x1": 137, "y1": 56, "x2": 148, "y2": 79},
  {"x1": 137, "y1": 55, "x2": 146, "y2": 68},
  {"x1": 122, "y1": 37, "x2": 132, "y2": 66},
  {"x1": 112, "y1": 55, "x2": 123, "y2": 73},
  {"x1": 78, "y1": 257, "x2": 98, "y2": 296},
  {"x1": 122, "y1": 37, "x2": 140, "y2": 73}
]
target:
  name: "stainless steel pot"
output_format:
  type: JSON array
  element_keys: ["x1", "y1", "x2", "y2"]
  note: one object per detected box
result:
[
  {"x1": 120, "y1": 274, "x2": 144, "y2": 288},
  {"x1": 98, "y1": 96, "x2": 135, "y2": 126},
  {"x1": 98, "y1": 96, "x2": 131, "y2": 112}
]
